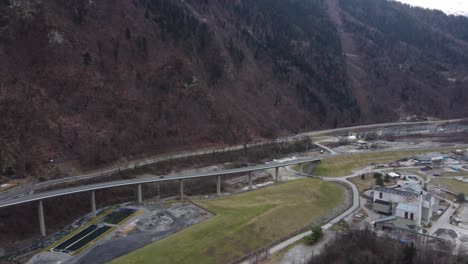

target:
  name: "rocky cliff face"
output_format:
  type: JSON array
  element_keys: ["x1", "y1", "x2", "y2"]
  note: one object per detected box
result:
[{"x1": 0, "y1": 0, "x2": 467, "y2": 179}]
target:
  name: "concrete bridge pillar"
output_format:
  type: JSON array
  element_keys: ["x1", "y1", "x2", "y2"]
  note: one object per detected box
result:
[
  {"x1": 217, "y1": 176, "x2": 221, "y2": 196},
  {"x1": 137, "y1": 184, "x2": 143, "y2": 204},
  {"x1": 248, "y1": 172, "x2": 253, "y2": 189},
  {"x1": 299, "y1": 163, "x2": 303, "y2": 174},
  {"x1": 38, "y1": 200, "x2": 46, "y2": 237},
  {"x1": 91, "y1": 191, "x2": 96, "y2": 217},
  {"x1": 157, "y1": 183, "x2": 161, "y2": 201},
  {"x1": 180, "y1": 180, "x2": 184, "y2": 200},
  {"x1": 275, "y1": 167, "x2": 279, "y2": 183}
]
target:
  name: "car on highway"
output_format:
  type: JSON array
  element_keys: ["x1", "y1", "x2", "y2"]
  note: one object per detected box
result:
[{"x1": 433, "y1": 173, "x2": 441, "y2": 177}]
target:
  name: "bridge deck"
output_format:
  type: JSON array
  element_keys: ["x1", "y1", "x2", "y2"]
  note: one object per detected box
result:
[{"x1": 0, "y1": 157, "x2": 321, "y2": 208}]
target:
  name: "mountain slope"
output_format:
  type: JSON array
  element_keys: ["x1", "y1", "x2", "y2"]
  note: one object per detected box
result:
[
  {"x1": 335, "y1": 0, "x2": 468, "y2": 120},
  {"x1": 0, "y1": 0, "x2": 467, "y2": 179}
]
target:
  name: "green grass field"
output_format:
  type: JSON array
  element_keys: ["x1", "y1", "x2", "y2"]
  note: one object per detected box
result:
[
  {"x1": 443, "y1": 171, "x2": 468, "y2": 177},
  {"x1": 111, "y1": 178, "x2": 344, "y2": 264},
  {"x1": 312, "y1": 148, "x2": 457, "y2": 177},
  {"x1": 432, "y1": 178, "x2": 468, "y2": 195}
]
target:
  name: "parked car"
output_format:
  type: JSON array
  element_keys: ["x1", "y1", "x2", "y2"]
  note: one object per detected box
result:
[
  {"x1": 433, "y1": 173, "x2": 441, "y2": 177},
  {"x1": 421, "y1": 166, "x2": 433, "y2": 171}
]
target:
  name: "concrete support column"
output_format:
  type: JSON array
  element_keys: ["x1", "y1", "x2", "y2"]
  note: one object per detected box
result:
[
  {"x1": 38, "y1": 200, "x2": 46, "y2": 237},
  {"x1": 137, "y1": 184, "x2": 143, "y2": 204},
  {"x1": 299, "y1": 163, "x2": 303, "y2": 174},
  {"x1": 275, "y1": 167, "x2": 279, "y2": 183},
  {"x1": 248, "y1": 172, "x2": 253, "y2": 189},
  {"x1": 180, "y1": 180, "x2": 184, "y2": 200},
  {"x1": 157, "y1": 183, "x2": 161, "y2": 201},
  {"x1": 91, "y1": 191, "x2": 96, "y2": 218},
  {"x1": 217, "y1": 176, "x2": 221, "y2": 196}
]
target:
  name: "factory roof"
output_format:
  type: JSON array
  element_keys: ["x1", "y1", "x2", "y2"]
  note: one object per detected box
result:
[
  {"x1": 414, "y1": 153, "x2": 448, "y2": 161},
  {"x1": 375, "y1": 187, "x2": 419, "y2": 198},
  {"x1": 397, "y1": 203, "x2": 419, "y2": 213}
]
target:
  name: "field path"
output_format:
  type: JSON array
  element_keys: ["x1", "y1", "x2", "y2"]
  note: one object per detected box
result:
[{"x1": 239, "y1": 163, "x2": 360, "y2": 264}]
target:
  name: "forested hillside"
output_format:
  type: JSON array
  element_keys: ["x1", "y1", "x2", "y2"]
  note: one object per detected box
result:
[
  {"x1": 337, "y1": 0, "x2": 468, "y2": 120},
  {"x1": 0, "y1": 0, "x2": 467, "y2": 180}
]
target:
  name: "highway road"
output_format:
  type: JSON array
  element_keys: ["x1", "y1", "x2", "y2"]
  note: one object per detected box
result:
[
  {"x1": 295, "y1": 118, "x2": 467, "y2": 138},
  {"x1": 3, "y1": 117, "x2": 466, "y2": 260},
  {"x1": 0, "y1": 157, "x2": 321, "y2": 208},
  {"x1": 0, "y1": 118, "x2": 466, "y2": 202}
]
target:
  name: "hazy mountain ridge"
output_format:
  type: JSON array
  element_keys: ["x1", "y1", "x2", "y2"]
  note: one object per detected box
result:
[
  {"x1": 394, "y1": 0, "x2": 468, "y2": 17},
  {"x1": 0, "y1": 0, "x2": 467, "y2": 179}
]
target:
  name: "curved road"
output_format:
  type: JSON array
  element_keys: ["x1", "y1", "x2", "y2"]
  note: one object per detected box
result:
[
  {"x1": 1, "y1": 118, "x2": 465, "y2": 202},
  {"x1": 315, "y1": 137, "x2": 339, "y2": 155},
  {"x1": 5, "y1": 119, "x2": 466, "y2": 261},
  {"x1": 255, "y1": 134, "x2": 468, "y2": 259},
  {"x1": 264, "y1": 138, "x2": 360, "y2": 258},
  {"x1": 250, "y1": 166, "x2": 360, "y2": 261}
]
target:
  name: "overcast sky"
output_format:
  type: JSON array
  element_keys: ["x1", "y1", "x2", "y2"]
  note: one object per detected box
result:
[{"x1": 395, "y1": 0, "x2": 468, "y2": 15}]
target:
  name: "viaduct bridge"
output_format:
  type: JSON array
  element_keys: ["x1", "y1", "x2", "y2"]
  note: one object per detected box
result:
[{"x1": 0, "y1": 157, "x2": 322, "y2": 237}]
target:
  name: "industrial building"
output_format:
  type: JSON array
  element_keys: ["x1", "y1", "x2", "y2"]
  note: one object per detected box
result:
[{"x1": 372, "y1": 184, "x2": 435, "y2": 231}]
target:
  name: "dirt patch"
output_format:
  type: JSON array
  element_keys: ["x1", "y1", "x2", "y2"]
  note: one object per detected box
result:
[{"x1": 435, "y1": 228, "x2": 458, "y2": 239}]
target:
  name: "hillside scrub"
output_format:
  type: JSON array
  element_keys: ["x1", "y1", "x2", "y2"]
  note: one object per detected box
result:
[
  {"x1": 1, "y1": 0, "x2": 468, "y2": 179},
  {"x1": 309, "y1": 228, "x2": 465, "y2": 264}
]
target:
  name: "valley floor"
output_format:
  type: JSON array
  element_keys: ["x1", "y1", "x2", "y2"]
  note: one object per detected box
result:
[{"x1": 110, "y1": 178, "x2": 345, "y2": 264}]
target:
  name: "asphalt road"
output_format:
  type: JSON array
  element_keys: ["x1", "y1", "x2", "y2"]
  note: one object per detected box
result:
[
  {"x1": 2, "y1": 118, "x2": 465, "y2": 203},
  {"x1": 249, "y1": 140, "x2": 468, "y2": 261},
  {"x1": 0, "y1": 157, "x2": 321, "y2": 208},
  {"x1": 296, "y1": 118, "x2": 467, "y2": 138},
  {"x1": 0, "y1": 118, "x2": 466, "y2": 204},
  {"x1": 252, "y1": 164, "x2": 360, "y2": 262},
  {"x1": 7, "y1": 118, "x2": 467, "y2": 263},
  {"x1": 0, "y1": 182, "x2": 35, "y2": 201}
]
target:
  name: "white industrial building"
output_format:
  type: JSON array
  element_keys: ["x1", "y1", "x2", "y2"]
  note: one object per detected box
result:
[
  {"x1": 372, "y1": 185, "x2": 434, "y2": 229},
  {"x1": 413, "y1": 153, "x2": 449, "y2": 165}
]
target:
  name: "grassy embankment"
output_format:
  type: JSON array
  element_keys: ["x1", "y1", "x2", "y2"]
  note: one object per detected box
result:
[
  {"x1": 432, "y1": 178, "x2": 468, "y2": 195},
  {"x1": 0, "y1": 179, "x2": 27, "y2": 192},
  {"x1": 312, "y1": 148, "x2": 458, "y2": 177},
  {"x1": 442, "y1": 171, "x2": 468, "y2": 177},
  {"x1": 111, "y1": 178, "x2": 344, "y2": 264}
]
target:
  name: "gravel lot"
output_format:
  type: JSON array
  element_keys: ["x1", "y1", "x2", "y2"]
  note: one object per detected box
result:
[{"x1": 27, "y1": 203, "x2": 212, "y2": 264}]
